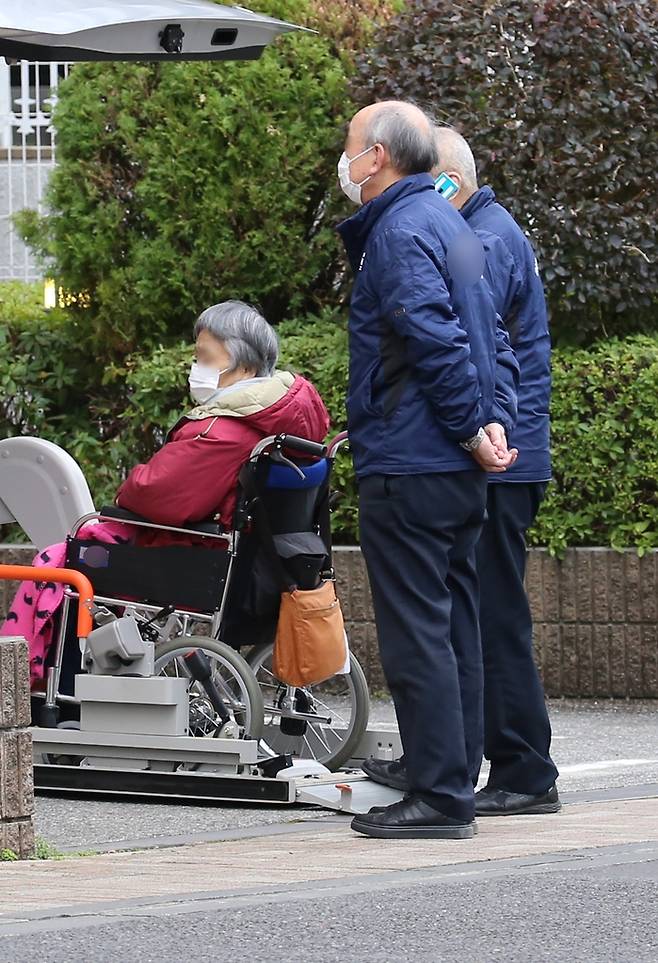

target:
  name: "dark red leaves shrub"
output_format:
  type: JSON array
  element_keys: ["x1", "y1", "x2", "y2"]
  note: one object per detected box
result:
[{"x1": 353, "y1": 0, "x2": 658, "y2": 343}]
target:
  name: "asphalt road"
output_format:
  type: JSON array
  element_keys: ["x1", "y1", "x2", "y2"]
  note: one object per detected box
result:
[
  {"x1": 3, "y1": 841, "x2": 657, "y2": 963},
  {"x1": 2, "y1": 699, "x2": 655, "y2": 963}
]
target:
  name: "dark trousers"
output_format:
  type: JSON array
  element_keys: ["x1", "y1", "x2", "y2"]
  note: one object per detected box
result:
[
  {"x1": 476, "y1": 482, "x2": 558, "y2": 794},
  {"x1": 359, "y1": 471, "x2": 487, "y2": 822}
]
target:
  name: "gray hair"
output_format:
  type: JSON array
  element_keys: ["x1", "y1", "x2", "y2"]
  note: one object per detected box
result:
[
  {"x1": 194, "y1": 300, "x2": 279, "y2": 377},
  {"x1": 434, "y1": 127, "x2": 479, "y2": 192},
  {"x1": 364, "y1": 102, "x2": 438, "y2": 176}
]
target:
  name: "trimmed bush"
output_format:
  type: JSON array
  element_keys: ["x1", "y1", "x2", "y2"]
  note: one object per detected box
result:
[
  {"x1": 282, "y1": 326, "x2": 658, "y2": 555},
  {"x1": 2, "y1": 287, "x2": 654, "y2": 554},
  {"x1": 532, "y1": 335, "x2": 658, "y2": 555},
  {"x1": 17, "y1": 39, "x2": 346, "y2": 353},
  {"x1": 15, "y1": 0, "x2": 399, "y2": 356},
  {"x1": 277, "y1": 310, "x2": 355, "y2": 535}
]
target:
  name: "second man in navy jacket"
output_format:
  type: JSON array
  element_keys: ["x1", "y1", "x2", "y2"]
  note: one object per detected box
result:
[{"x1": 433, "y1": 127, "x2": 560, "y2": 817}]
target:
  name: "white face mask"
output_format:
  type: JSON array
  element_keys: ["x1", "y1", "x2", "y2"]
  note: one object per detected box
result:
[
  {"x1": 337, "y1": 145, "x2": 375, "y2": 205},
  {"x1": 188, "y1": 362, "x2": 231, "y2": 404}
]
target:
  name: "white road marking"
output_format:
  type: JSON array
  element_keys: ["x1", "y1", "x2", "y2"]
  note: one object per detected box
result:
[{"x1": 558, "y1": 759, "x2": 658, "y2": 775}]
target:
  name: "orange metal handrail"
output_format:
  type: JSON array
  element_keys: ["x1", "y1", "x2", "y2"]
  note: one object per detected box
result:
[{"x1": 0, "y1": 565, "x2": 94, "y2": 638}]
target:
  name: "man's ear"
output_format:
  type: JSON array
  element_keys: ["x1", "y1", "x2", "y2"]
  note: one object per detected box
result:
[
  {"x1": 447, "y1": 170, "x2": 463, "y2": 192},
  {"x1": 369, "y1": 142, "x2": 388, "y2": 174}
]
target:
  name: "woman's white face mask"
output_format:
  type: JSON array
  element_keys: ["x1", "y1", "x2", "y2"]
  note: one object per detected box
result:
[{"x1": 188, "y1": 362, "x2": 231, "y2": 404}]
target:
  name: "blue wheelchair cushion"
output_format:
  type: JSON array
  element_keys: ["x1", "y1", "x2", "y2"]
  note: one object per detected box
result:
[{"x1": 265, "y1": 459, "x2": 329, "y2": 491}]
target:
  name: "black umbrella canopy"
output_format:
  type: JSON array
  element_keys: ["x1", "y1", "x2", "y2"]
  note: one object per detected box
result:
[{"x1": 0, "y1": 0, "x2": 307, "y2": 63}]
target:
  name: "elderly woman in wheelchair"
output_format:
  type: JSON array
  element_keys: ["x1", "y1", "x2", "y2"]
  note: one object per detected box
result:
[{"x1": 1, "y1": 300, "x2": 369, "y2": 770}]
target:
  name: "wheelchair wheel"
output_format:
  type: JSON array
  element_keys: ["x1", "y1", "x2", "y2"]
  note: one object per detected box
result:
[
  {"x1": 155, "y1": 636, "x2": 265, "y2": 741},
  {"x1": 247, "y1": 644, "x2": 369, "y2": 771}
]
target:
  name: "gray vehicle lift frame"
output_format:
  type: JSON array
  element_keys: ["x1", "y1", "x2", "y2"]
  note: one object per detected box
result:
[{"x1": 31, "y1": 726, "x2": 404, "y2": 814}]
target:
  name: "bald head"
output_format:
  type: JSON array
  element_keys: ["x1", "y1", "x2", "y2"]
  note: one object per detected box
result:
[
  {"x1": 342, "y1": 100, "x2": 438, "y2": 204},
  {"x1": 351, "y1": 101, "x2": 438, "y2": 175},
  {"x1": 433, "y1": 127, "x2": 479, "y2": 208}
]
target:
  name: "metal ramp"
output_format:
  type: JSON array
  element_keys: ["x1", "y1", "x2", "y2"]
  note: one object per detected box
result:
[{"x1": 31, "y1": 726, "x2": 404, "y2": 814}]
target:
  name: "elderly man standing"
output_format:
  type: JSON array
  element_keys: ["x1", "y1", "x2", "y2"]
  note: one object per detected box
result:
[
  {"x1": 337, "y1": 101, "x2": 519, "y2": 839},
  {"x1": 433, "y1": 127, "x2": 560, "y2": 816}
]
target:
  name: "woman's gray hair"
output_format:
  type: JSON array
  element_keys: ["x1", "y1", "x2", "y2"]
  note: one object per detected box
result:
[
  {"x1": 364, "y1": 103, "x2": 438, "y2": 176},
  {"x1": 194, "y1": 300, "x2": 279, "y2": 377}
]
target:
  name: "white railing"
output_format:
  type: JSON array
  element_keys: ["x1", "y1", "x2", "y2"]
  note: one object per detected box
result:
[{"x1": 0, "y1": 60, "x2": 70, "y2": 282}]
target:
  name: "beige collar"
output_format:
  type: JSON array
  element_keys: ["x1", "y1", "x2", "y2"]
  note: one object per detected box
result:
[{"x1": 186, "y1": 369, "x2": 295, "y2": 420}]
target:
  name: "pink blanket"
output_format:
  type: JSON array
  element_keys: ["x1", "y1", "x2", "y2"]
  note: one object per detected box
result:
[{"x1": 0, "y1": 522, "x2": 132, "y2": 688}]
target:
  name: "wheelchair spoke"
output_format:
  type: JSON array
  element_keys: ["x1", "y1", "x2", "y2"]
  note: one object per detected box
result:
[
  {"x1": 154, "y1": 637, "x2": 261, "y2": 738},
  {"x1": 249, "y1": 641, "x2": 369, "y2": 770},
  {"x1": 190, "y1": 701, "x2": 219, "y2": 733},
  {"x1": 211, "y1": 671, "x2": 246, "y2": 712},
  {"x1": 301, "y1": 732, "x2": 315, "y2": 757},
  {"x1": 305, "y1": 724, "x2": 331, "y2": 754},
  {"x1": 311, "y1": 696, "x2": 350, "y2": 728}
]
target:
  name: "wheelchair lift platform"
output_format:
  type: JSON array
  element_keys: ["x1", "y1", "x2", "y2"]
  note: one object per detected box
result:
[{"x1": 31, "y1": 726, "x2": 404, "y2": 815}]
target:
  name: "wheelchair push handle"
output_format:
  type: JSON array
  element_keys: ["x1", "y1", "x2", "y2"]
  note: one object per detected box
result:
[
  {"x1": 276, "y1": 434, "x2": 327, "y2": 458},
  {"x1": 327, "y1": 431, "x2": 349, "y2": 459},
  {"x1": 0, "y1": 564, "x2": 94, "y2": 639}
]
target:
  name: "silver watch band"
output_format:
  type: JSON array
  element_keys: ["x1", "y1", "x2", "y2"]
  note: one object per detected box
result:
[{"x1": 459, "y1": 426, "x2": 486, "y2": 452}]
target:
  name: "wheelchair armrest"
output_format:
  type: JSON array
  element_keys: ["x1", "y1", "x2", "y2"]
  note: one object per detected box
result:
[
  {"x1": 99, "y1": 504, "x2": 149, "y2": 524},
  {"x1": 98, "y1": 505, "x2": 224, "y2": 537}
]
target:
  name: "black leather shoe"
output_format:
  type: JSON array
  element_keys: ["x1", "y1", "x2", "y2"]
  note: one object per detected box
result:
[
  {"x1": 351, "y1": 796, "x2": 476, "y2": 839},
  {"x1": 475, "y1": 784, "x2": 561, "y2": 816},
  {"x1": 362, "y1": 756, "x2": 409, "y2": 792},
  {"x1": 366, "y1": 800, "x2": 479, "y2": 833},
  {"x1": 368, "y1": 796, "x2": 409, "y2": 814}
]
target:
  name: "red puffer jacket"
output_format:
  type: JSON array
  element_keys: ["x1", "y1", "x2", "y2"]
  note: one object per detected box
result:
[{"x1": 116, "y1": 374, "x2": 330, "y2": 535}]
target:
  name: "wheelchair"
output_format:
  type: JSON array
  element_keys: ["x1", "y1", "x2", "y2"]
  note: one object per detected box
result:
[{"x1": 20, "y1": 431, "x2": 369, "y2": 772}]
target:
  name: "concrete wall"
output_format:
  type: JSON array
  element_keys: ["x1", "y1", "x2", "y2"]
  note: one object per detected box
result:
[
  {"x1": 334, "y1": 547, "x2": 658, "y2": 699},
  {"x1": 1, "y1": 544, "x2": 656, "y2": 700}
]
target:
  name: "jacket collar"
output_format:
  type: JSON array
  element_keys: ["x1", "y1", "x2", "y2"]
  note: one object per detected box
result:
[
  {"x1": 337, "y1": 173, "x2": 435, "y2": 271},
  {"x1": 185, "y1": 370, "x2": 295, "y2": 421},
  {"x1": 460, "y1": 185, "x2": 496, "y2": 222},
  {"x1": 166, "y1": 371, "x2": 297, "y2": 440}
]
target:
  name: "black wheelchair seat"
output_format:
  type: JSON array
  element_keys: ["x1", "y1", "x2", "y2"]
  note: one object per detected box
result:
[{"x1": 98, "y1": 504, "x2": 225, "y2": 538}]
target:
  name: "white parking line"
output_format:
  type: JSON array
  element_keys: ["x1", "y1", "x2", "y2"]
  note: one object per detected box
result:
[{"x1": 558, "y1": 759, "x2": 658, "y2": 775}]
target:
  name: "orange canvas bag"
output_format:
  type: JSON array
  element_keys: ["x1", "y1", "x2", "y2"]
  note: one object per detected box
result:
[{"x1": 273, "y1": 579, "x2": 347, "y2": 687}]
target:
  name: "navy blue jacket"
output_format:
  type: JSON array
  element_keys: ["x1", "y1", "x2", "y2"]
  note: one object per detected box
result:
[
  {"x1": 337, "y1": 174, "x2": 519, "y2": 479},
  {"x1": 461, "y1": 186, "x2": 551, "y2": 483}
]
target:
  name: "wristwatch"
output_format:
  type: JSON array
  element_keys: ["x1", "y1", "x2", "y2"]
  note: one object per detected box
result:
[{"x1": 459, "y1": 426, "x2": 486, "y2": 452}]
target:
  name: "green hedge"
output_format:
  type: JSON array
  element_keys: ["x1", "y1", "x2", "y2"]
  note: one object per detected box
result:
[
  {"x1": 0, "y1": 288, "x2": 656, "y2": 554},
  {"x1": 281, "y1": 324, "x2": 658, "y2": 555},
  {"x1": 16, "y1": 0, "x2": 658, "y2": 349},
  {"x1": 531, "y1": 335, "x2": 658, "y2": 554}
]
